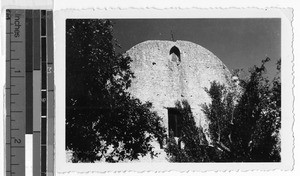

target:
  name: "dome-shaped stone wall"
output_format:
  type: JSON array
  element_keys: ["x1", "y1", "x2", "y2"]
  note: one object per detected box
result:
[{"x1": 125, "y1": 40, "x2": 232, "y2": 136}]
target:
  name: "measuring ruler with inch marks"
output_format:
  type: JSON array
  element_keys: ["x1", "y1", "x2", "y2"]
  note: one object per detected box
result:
[{"x1": 6, "y1": 9, "x2": 54, "y2": 176}]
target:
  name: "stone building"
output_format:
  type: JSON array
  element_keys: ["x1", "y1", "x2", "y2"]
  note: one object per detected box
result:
[{"x1": 125, "y1": 40, "x2": 232, "y2": 139}]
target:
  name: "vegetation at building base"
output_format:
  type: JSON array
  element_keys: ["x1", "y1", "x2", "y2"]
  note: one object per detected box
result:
[
  {"x1": 165, "y1": 58, "x2": 281, "y2": 162},
  {"x1": 164, "y1": 100, "x2": 212, "y2": 162},
  {"x1": 66, "y1": 19, "x2": 166, "y2": 163}
]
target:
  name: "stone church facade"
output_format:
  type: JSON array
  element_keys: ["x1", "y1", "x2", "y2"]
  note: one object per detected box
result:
[{"x1": 125, "y1": 40, "x2": 232, "y2": 139}]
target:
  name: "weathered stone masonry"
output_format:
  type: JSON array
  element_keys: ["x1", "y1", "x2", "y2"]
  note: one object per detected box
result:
[{"x1": 125, "y1": 40, "x2": 232, "y2": 137}]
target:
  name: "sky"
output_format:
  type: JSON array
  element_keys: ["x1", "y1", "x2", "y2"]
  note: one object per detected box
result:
[{"x1": 111, "y1": 19, "x2": 281, "y2": 78}]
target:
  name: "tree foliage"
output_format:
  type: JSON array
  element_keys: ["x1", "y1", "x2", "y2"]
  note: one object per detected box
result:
[
  {"x1": 166, "y1": 58, "x2": 281, "y2": 162},
  {"x1": 66, "y1": 19, "x2": 165, "y2": 163},
  {"x1": 203, "y1": 58, "x2": 281, "y2": 162}
]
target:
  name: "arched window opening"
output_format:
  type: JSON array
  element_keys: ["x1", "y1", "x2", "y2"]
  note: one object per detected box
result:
[{"x1": 169, "y1": 46, "x2": 181, "y2": 62}]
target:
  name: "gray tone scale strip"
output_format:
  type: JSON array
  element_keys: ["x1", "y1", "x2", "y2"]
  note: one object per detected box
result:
[
  {"x1": 47, "y1": 10, "x2": 54, "y2": 176},
  {"x1": 33, "y1": 131, "x2": 41, "y2": 176},
  {"x1": 25, "y1": 10, "x2": 33, "y2": 134},
  {"x1": 33, "y1": 10, "x2": 40, "y2": 70},
  {"x1": 33, "y1": 10, "x2": 41, "y2": 176},
  {"x1": 40, "y1": 9, "x2": 47, "y2": 176},
  {"x1": 33, "y1": 70, "x2": 41, "y2": 176},
  {"x1": 41, "y1": 37, "x2": 47, "y2": 90}
]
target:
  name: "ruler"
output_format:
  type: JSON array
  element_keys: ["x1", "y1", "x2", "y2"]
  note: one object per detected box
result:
[{"x1": 5, "y1": 9, "x2": 54, "y2": 176}]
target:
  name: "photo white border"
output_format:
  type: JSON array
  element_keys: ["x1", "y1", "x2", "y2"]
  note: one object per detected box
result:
[{"x1": 54, "y1": 8, "x2": 294, "y2": 173}]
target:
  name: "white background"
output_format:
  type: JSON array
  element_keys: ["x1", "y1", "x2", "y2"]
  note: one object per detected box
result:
[{"x1": 0, "y1": 0, "x2": 300, "y2": 176}]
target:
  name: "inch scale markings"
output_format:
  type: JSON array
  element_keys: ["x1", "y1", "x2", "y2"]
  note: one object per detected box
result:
[{"x1": 6, "y1": 9, "x2": 26, "y2": 176}]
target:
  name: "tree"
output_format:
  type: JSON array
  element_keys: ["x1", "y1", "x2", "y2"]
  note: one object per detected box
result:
[
  {"x1": 202, "y1": 58, "x2": 281, "y2": 162},
  {"x1": 250, "y1": 59, "x2": 281, "y2": 161},
  {"x1": 66, "y1": 19, "x2": 165, "y2": 163},
  {"x1": 202, "y1": 82, "x2": 235, "y2": 161}
]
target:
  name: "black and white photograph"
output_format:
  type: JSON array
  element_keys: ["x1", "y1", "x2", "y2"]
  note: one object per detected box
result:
[
  {"x1": 65, "y1": 18, "x2": 282, "y2": 163},
  {"x1": 0, "y1": 1, "x2": 298, "y2": 176}
]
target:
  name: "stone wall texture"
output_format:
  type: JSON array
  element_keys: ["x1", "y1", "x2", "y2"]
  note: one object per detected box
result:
[{"x1": 125, "y1": 40, "x2": 232, "y2": 136}]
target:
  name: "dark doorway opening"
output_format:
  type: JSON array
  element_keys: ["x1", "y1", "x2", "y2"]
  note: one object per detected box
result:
[{"x1": 168, "y1": 108, "x2": 182, "y2": 137}]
